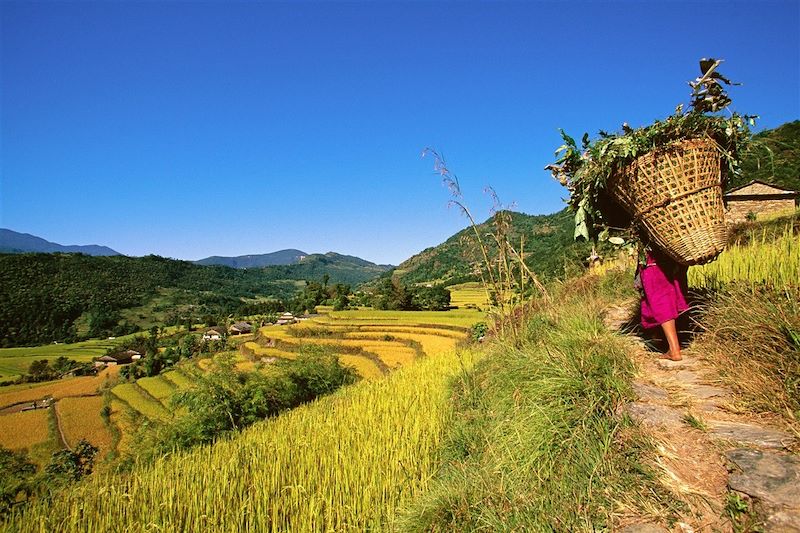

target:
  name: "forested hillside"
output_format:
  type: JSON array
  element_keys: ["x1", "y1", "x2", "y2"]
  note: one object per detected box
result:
[
  {"x1": 194, "y1": 249, "x2": 307, "y2": 268},
  {"x1": 0, "y1": 253, "x2": 388, "y2": 347},
  {"x1": 734, "y1": 119, "x2": 800, "y2": 191},
  {"x1": 390, "y1": 209, "x2": 594, "y2": 286}
]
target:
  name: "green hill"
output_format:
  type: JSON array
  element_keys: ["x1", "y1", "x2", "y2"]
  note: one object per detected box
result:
[
  {"x1": 734, "y1": 119, "x2": 800, "y2": 192},
  {"x1": 387, "y1": 209, "x2": 593, "y2": 286},
  {"x1": 0, "y1": 253, "x2": 388, "y2": 347}
]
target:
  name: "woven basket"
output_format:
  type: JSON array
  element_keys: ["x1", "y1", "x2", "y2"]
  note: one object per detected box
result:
[{"x1": 608, "y1": 138, "x2": 727, "y2": 266}]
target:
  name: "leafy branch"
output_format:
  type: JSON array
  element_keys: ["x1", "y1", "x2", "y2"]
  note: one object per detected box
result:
[{"x1": 546, "y1": 58, "x2": 756, "y2": 244}]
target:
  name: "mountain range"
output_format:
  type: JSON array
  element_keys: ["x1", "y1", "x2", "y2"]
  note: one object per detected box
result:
[{"x1": 0, "y1": 229, "x2": 120, "y2": 256}]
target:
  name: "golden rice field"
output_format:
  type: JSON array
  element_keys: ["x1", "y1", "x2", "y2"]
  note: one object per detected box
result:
[
  {"x1": 0, "y1": 408, "x2": 50, "y2": 451},
  {"x1": 345, "y1": 332, "x2": 460, "y2": 357},
  {"x1": 56, "y1": 396, "x2": 113, "y2": 457},
  {"x1": 337, "y1": 354, "x2": 384, "y2": 379},
  {"x1": 111, "y1": 383, "x2": 171, "y2": 421},
  {"x1": 447, "y1": 281, "x2": 491, "y2": 308},
  {"x1": 689, "y1": 226, "x2": 800, "y2": 290},
  {"x1": 315, "y1": 308, "x2": 483, "y2": 328},
  {"x1": 0, "y1": 366, "x2": 118, "y2": 409},
  {"x1": 5, "y1": 348, "x2": 481, "y2": 532}
]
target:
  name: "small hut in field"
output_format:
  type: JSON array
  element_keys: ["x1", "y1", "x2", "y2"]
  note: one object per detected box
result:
[
  {"x1": 724, "y1": 180, "x2": 799, "y2": 223},
  {"x1": 228, "y1": 322, "x2": 253, "y2": 335}
]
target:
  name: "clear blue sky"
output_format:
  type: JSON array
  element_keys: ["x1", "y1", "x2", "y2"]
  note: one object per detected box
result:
[{"x1": 1, "y1": 1, "x2": 798, "y2": 265}]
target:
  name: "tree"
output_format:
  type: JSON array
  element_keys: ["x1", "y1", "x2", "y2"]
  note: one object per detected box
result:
[
  {"x1": 45, "y1": 439, "x2": 98, "y2": 483},
  {"x1": 0, "y1": 447, "x2": 36, "y2": 516},
  {"x1": 332, "y1": 294, "x2": 350, "y2": 311}
]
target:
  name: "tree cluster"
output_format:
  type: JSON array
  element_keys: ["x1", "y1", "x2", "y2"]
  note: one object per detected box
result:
[
  {"x1": 370, "y1": 278, "x2": 451, "y2": 311},
  {"x1": 0, "y1": 439, "x2": 97, "y2": 518},
  {"x1": 288, "y1": 278, "x2": 352, "y2": 315},
  {"x1": 10, "y1": 356, "x2": 94, "y2": 386}
]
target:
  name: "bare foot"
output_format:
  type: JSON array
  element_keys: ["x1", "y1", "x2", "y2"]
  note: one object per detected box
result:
[{"x1": 659, "y1": 352, "x2": 682, "y2": 361}]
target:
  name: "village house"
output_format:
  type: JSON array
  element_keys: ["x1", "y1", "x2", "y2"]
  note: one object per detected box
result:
[
  {"x1": 203, "y1": 326, "x2": 226, "y2": 341},
  {"x1": 228, "y1": 321, "x2": 253, "y2": 335},
  {"x1": 724, "y1": 180, "x2": 799, "y2": 223},
  {"x1": 95, "y1": 349, "x2": 142, "y2": 366},
  {"x1": 276, "y1": 312, "x2": 296, "y2": 326}
]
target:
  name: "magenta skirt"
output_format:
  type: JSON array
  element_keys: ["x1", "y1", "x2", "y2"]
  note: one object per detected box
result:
[{"x1": 640, "y1": 253, "x2": 689, "y2": 329}]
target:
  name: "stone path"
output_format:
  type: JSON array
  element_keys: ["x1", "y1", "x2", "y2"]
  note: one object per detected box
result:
[{"x1": 605, "y1": 300, "x2": 800, "y2": 532}]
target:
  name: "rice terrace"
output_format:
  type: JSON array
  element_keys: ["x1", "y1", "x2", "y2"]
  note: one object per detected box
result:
[{"x1": 2, "y1": 2, "x2": 800, "y2": 532}]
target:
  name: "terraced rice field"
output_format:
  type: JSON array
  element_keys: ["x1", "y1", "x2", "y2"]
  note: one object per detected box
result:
[
  {"x1": 244, "y1": 342, "x2": 298, "y2": 360},
  {"x1": 110, "y1": 399, "x2": 136, "y2": 455},
  {"x1": 0, "y1": 408, "x2": 50, "y2": 451},
  {"x1": 161, "y1": 369, "x2": 196, "y2": 389},
  {"x1": 6, "y1": 347, "x2": 482, "y2": 531},
  {"x1": 314, "y1": 308, "x2": 482, "y2": 328},
  {"x1": 137, "y1": 376, "x2": 177, "y2": 405},
  {"x1": 111, "y1": 383, "x2": 171, "y2": 421},
  {"x1": 244, "y1": 307, "x2": 481, "y2": 380},
  {"x1": 0, "y1": 366, "x2": 118, "y2": 409},
  {"x1": 338, "y1": 354, "x2": 384, "y2": 379},
  {"x1": 56, "y1": 396, "x2": 113, "y2": 456},
  {"x1": 346, "y1": 332, "x2": 460, "y2": 357},
  {"x1": 447, "y1": 282, "x2": 490, "y2": 309},
  {"x1": 0, "y1": 335, "x2": 141, "y2": 381}
]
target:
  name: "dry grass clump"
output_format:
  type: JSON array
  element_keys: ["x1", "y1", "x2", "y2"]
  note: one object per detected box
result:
[
  {"x1": 693, "y1": 286, "x2": 800, "y2": 433},
  {"x1": 398, "y1": 272, "x2": 675, "y2": 531}
]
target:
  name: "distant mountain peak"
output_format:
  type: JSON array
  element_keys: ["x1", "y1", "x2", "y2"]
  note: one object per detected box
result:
[
  {"x1": 0, "y1": 229, "x2": 120, "y2": 256},
  {"x1": 194, "y1": 249, "x2": 309, "y2": 268}
]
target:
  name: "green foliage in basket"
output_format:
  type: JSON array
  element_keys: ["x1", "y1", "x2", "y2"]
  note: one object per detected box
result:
[{"x1": 547, "y1": 59, "x2": 756, "y2": 243}]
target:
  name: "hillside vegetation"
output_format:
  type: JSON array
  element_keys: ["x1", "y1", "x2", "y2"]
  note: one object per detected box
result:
[
  {"x1": 734, "y1": 119, "x2": 800, "y2": 192},
  {"x1": 391, "y1": 208, "x2": 594, "y2": 286},
  {"x1": 0, "y1": 253, "x2": 388, "y2": 347}
]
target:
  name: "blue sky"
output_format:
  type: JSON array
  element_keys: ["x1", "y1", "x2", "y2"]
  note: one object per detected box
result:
[{"x1": 1, "y1": 1, "x2": 798, "y2": 265}]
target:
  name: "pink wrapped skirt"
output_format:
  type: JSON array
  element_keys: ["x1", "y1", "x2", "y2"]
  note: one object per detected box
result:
[{"x1": 640, "y1": 254, "x2": 689, "y2": 329}]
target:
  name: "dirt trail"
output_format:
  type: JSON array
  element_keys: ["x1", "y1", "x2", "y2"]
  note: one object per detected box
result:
[
  {"x1": 605, "y1": 300, "x2": 800, "y2": 533},
  {"x1": 52, "y1": 401, "x2": 71, "y2": 451}
]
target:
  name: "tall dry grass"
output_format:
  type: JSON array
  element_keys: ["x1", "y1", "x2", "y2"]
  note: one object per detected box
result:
[
  {"x1": 423, "y1": 148, "x2": 549, "y2": 341},
  {"x1": 693, "y1": 286, "x2": 800, "y2": 434}
]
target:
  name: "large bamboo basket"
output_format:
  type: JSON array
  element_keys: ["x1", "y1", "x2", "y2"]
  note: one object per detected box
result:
[{"x1": 608, "y1": 138, "x2": 727, "y2": 266}]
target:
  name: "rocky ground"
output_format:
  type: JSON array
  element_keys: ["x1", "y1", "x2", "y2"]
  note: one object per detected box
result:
[{"x1": 605, "y1": 300, "x2": 799, "y2": 532}]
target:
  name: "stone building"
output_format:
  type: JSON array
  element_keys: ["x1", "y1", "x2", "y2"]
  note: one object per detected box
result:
[{"x1": 723, "y1": 180, "x2": 799, "y2": 223}]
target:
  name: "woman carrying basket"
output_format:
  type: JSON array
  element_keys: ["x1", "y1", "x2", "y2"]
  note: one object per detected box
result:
[{"x1": 636, "y1": 248, "x2": 689, "y2": 361}]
